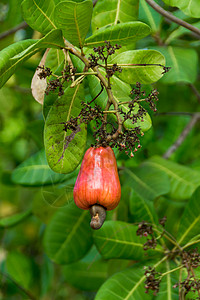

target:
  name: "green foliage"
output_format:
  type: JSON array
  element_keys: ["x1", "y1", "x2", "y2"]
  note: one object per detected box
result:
[
  {"x1": 43, "y1": 201, "x2": 93, "y2": 264},
  {"x1": 54, "y1": 0, "x2": 93, "y2": 48},
  {"x1": 21, "y1": 0, "x2": 57, "y2": 34},
  {"x1": 92, "y1": 0, "x2": 138, "y2": 31},
  {"x1": 44, "y1": 85, "x2": 87, "y2": 174},
  {"x1": 85, "y1": 21, "x2": 151, "y2": 47},
  {"x1": 111, "y1": 49, "x2": 165, "y2": 84},
  {"x1": 1, "y1": 0, "x2": 200, "y2": 299}
]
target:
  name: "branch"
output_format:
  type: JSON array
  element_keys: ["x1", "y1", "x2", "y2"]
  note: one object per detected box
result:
[
  {"x1": 163, "y1": 113, "x2": 200, "y2": 159},
  {"x1": 189, "y1": 84, "x2": 200, "y2": 104},
  {"x1": 0, "y1": 21, "x2": 28, "y2": 40},
  {"x1": 145, "y1": 0, "x2": 200, "y2": 38}
]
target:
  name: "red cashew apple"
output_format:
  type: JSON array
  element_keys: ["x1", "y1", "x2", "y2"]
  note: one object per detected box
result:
[{"x1": 73, "y1": 146, "x2": 121, "y2": 229}]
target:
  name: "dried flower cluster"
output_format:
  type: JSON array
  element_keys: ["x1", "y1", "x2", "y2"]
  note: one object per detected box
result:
[{"x1": 144, "y1": 266, "x2": 161, "y2": 296}]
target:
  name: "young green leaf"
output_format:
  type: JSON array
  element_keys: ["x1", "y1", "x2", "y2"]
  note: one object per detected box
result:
[
  {"x1": 43, "y1": 201, "x2": 93, "y2": 264},
  {"x1": 177, "y1": 187, "x2": 200, "y2": 246},
  {"x1": 92, "y1": 0, "x2": 138, "y2": 32},
  {"x1": 93, "y1": 221, "x2": 163, "y2": 260},
  {"x1": 0, "y1": 29, "x2": 64, "y2": 88},
  {"x1": 85, "y1": 21, "x2": 151, "y2": 47},
  {"x1": 54, "y1": 0, "x2": 93, "y2": 48},
  {"x1": 44, "y1": 84, "x2": 87, "y2": 174},
  {"x1": 139, "y1": 0, "x2": 162, "y2": 33},
  {"x1": 21, "y1": 0, "x2": 57, "y2": 34},
  {"x1": 110, "y1": 49, "x2": 165, "y2": 84},
  {"x1": 143, "y1": 156, "x2": 200, "y2": 200}
]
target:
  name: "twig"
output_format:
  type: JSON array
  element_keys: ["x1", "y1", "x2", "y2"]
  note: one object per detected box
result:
[
  {"x1": 93, "y1": 0, "x2": 98, "y2": 7},
  {"x1": 88, "y1": 83, "x2": 104, "y2": 104},
  {"x1": 0, "y1": 21, "x2": 28, "y2": 40},
  {"x1": 145, "y1": 0, "x2": 200, "y2": 38},
  {"x1": 163, "y1": 113, "x2": 200, "y2": 159},
  {"x1": 0, "y1": 270, "x2": 37, "y2": 300},
  {"x1": 189, "y1": 84, "x2": 200, "y2": 104},
  {"x1": 155, "y1": 112, "x2": 195, "y2": 117}
]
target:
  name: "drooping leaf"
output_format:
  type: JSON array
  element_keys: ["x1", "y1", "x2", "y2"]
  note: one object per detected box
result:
[
  {"x1": 85, "y1": 22, "x2": 151, "y2": 47},
  {"x1": 93, "y1": 221, "x2": 163, "y2": 260},
  {"x1": 162, "y1": 0, "x2": 200, "y2": 18},
  {"x1": 151, "y1": 46, "x2": 198, "y2": 84},
  {"x1": 0, "y1": 29, "x2": 64, "y2": 88},
  {"x1": 129, "y1": 190, "x2": 159, "y2": 224},
  {"x1": 43, "y1": 201, "x2": 93, "y2": 264},
  {"x1": 177, "y1": 187, "x2": 200, "y2": 246},
  {"x1": 62, "y1": 259, "x2": 108, "y2": 291},
  {"x1": 0, "y1": 209, "x2": 32, "y2": 228},
  {"x1": 11, "y1": 149, "x2": 75, "y2": 186},
  {"x1": 21, "y1": 0, "x2": 57, "y2": 34},
  {"x1": 31, "y1": 49, "x2": 50, "y2": 104},
  {"x1": 44, "y1": 84, "x2": 87, "y2": 174},
  {"x1": 139, "y1": 0, "x2": 162, "y2": 33},
  {"x1": 124, "y1": 164, "x2": 170, "y2": 202},
  {"x1": 6, "y1": 251, "x2": 33, "y2": 289},
  {"x1": 95, "y1": 263, "x2": 151, "y2": 300},
  {"x1": 54, "y1": 0, "x2": 93, "y2": 48},
  {"x1": 111, "y1": 49, "x2": 165, "y2": 84},
  {"x1": 143, "y1": 156, "x2": 200, "y2": 200},
  {"x1": 92, "y1": 0, "x2": 139, "y2": 32}
]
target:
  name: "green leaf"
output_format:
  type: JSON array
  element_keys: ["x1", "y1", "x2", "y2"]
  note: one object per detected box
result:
[
  {"x1": 143, "y1": 156, "x2": 200, "y2": 200},
  {"x1": 162, "y1": 0, "x2": 200, "y2": 18},
  {"x1": 111, "y1": 49, "x2": 165, "y2": 84},
  {"x1": 44, "y1": 84, "x2": 87, "y2": 174},
  {"x1": 0, "y1": 29, "x2": 64, "y2": 88},
  {"x1": 6, "y1": 251, "x2": 33, "y2": 289},
  {"x1": 177, "y1": 187, "x2": 200, "y2": 246},
  {"x1": 93, "y1": 221, "x2": 163, "y2": 260},
  {"x1": 95, "y1": 263, "x2": 150, "y2": 300},
  {"x1": 85, "y1": 22, "x2": 151, "y2": 47},
  {"x1": 11, "y1": 149, "x2": 75, "y2": 186},
  {"x1": 92, "y1": 0, "x2": 138, "y2": 32},
  {"x1": 139, "y1": 0, "x2": 162, "y2": 33},
  {"x1": 43, "y1": 201, "x2": 93, "y2": 264},
  {"x1": 62, "y1": 259, "x2": 108, "y2": 291},
  {"x1": 129, "y1": 190, "x2": 159, "y2": 224},
  {"x1": 54, "y1": 0, "x2": 93, "y2": 48},
  {"x1": 21, "y1": 0, "x2": 57, "y2": 34},
  {"x1": 124, "y1": 164, "x2": 170, "y2": 202},
  {"x1": 151, "y1": 46, "x2": 198, "y2": 84},
  {"x1": 0, "y1": 209, "x2": 32, "y2": 228}
]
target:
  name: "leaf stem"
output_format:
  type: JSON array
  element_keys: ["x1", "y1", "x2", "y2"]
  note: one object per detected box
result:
[{"x1": 161, "y1": 265, "x2": 183, "y2": 278}]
